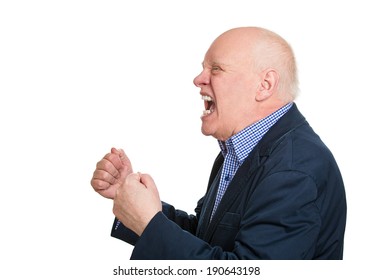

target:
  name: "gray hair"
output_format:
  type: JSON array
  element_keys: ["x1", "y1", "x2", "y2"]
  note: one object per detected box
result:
[{"x1": 251, "y1": 28, "x2": 299, "y2": 101}]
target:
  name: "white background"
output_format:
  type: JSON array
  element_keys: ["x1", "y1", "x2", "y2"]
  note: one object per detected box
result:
[{"x1": 1, "y1": 0, "x2": 372, "y2": 279}]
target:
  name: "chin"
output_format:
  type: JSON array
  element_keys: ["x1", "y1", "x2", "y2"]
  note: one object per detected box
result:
[
  {"x1": 201, "y1": 128, "x2": 210, "y2": 136},
  {"x1": 201, "y1": 126, "x2": 219, "y2": 140},
  {"x1": 201, "y1": 126, "x2": 212, "y2": 137}
]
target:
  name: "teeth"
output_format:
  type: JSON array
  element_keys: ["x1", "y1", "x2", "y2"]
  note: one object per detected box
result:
[
  {"x1": 201, "y1": 95, "x2": 214, "y2": 117},
  {"x1": 202, "y1": 109, "x2": 214, "y2": 116},
  {"x1": 201, "y1": 95, "x2": 213, "y2": 101}
]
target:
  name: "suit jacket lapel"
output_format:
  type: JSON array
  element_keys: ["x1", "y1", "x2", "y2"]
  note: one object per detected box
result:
[
  {"x1": 196, "y1": 163, "x2": 223, "y2": 239},
  {"x1": 204, "y1": 148, "x2": 261, "y2": 242}
]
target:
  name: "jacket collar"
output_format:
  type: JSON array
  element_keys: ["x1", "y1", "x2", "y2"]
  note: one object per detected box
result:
[{"x1": 258, "y1": 103, "x2": 306, "y2": 157}]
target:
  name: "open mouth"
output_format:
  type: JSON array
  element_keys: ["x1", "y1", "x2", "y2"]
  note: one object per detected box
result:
[{"x1": 201, "y1": 95, "x2": 215, "y2": 116}]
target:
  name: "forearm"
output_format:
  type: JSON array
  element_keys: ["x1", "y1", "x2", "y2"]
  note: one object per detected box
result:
[
  {"x1": 130, "y1": 212, "x2": 232, "y2": 260},
  {"x1": 161, "y1": 202, "x2": 199, "y2": 234},
  {"x1": 111, "y1": 218, "x2": 139, "y2": 245},
  {"x1": 111, "y1": 201, "x2": 199, "y2": 245}
]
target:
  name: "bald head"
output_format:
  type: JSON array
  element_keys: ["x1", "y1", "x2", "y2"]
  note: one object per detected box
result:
[{"x1": 211, "y1": 27, "x2": 299, "y2": 101}]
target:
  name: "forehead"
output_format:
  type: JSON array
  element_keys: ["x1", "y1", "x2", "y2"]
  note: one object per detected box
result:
[{"x1": 203, "y1": 33, "x2": 252, "y2": 66}]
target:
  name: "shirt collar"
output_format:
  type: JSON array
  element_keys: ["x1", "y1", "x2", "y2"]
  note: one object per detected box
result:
[{"x1": 218, "y1": 102, "x2": 293, "y2": 164}]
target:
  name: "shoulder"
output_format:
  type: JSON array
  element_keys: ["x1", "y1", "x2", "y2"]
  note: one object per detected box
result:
[{"x1": 267, "y1": 120, "x2": 342, "y2": 187}]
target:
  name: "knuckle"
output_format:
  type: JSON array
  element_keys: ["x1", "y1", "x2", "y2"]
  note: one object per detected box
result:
[
  {"x1": 101, "y1": 159, "x2": 111, "y2": 170},
  {"x1": 95, "y1": 180, "x2": 109, "y2": 191}
]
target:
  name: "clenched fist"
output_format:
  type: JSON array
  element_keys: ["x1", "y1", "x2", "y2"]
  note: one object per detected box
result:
[
  {"x1": 113, "y1": 172, "x2": 162, "y2": 236},
  {"x1": 91, "y1": 148, "x2": 133, "y2": 199}
]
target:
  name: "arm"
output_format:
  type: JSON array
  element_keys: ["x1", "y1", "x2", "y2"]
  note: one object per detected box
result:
[
  {"x1": 111, "y1": 153, "x2": 222, "y2": 246},
  {"x1": 111, "y1": 198, "x2": 203, "y2": 244},
  {"x1": 161, "y1": 198, "x2": 203, "y2": 234},
  {"x1": 130, "y1": 171, "x2": 321, "y2": 259}
]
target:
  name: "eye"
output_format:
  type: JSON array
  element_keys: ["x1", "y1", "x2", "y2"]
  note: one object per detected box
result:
[{"x1": 211, "y1": 65, "x2": 222, "y2": 73}]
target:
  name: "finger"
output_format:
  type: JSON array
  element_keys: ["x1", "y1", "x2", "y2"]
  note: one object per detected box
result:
[
  {"x1": 112, "y1": 147, "x2": 132, "y2": 168},
  {"x1": 91, "y1": 169, "x2": 117, "y2": 187},
  {"x1": 118, "y1": 149, "x2": 131, "y2": 165},
  {"x1": 139, "y1": 173, "x2": 156, "y2": 190},
  {"x1": 111, "y1": 147, "x2": 121, "y2": 155},
  {"x1": 99, "y1": 155, "x2": 123, "y2": 177},
  {"x1": 98, "y1": 188, "x2": 116, "y2": 199},
  {"x1": 90, "y1": 178, "x2": 110, "y2": 191},
  {"x1": 121, "y1": 172, "x2": 145, "y2": 192},
  {"x1": 110, "y1": 148, "x2": 132, "y2": 172},
  {"x1": 126, "y1": 172, "x2": 142, "y2": 183},
  {"x1": 138, "y1": 173, "x2": 162, "y2": 212}
]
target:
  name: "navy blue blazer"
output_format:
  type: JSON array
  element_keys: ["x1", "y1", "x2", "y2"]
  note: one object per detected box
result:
[{"x1": 111, "y1": 104, "x2": 347, "y2": 259}]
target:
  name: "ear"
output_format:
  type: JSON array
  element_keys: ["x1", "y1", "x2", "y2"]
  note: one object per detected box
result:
[{"x1": 256, "y1": 69, "x2": 279, "y2": 102}]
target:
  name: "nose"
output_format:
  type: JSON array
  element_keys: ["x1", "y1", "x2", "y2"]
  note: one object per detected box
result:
[{"x1": 193, "y1": 69, "x2": 209, "y2": 88}]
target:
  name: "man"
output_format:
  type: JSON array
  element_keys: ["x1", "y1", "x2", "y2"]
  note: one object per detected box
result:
[{"x1": 91, "y1": 27, "x2": 347, "y2": 259}]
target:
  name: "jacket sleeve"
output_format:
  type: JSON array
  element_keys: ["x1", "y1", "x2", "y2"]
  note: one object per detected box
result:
[
  {"x1": 111, "y1": 199, "x2": 203, "y2": 244},
  {"x1": 130, "y1": 171, "x2": 322, "y2": 259},
  {"x1": 161, "y1": 199, "x2": 202, "y2": 234}
]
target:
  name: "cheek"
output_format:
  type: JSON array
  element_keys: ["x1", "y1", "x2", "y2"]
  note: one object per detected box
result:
[
  {"x1": 218, "y1": 92, "x2": 252, "y2": 124},
  {"x1": 212, "y1": 75, "x2": 253, "y2": 112}
]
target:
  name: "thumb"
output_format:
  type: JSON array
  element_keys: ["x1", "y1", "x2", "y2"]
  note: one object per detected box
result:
[
  {"x1": 139, "y1": 173, "x2": 162, "y2": 211},
  {"x1": 139, "y1": 173, "x2": 157, "y2": 190},
  {"x1": 111, "y1": 147, "x2": 122, "y2": 156},
  {"x1": 111, "y1": 147, "x2": 131, "y2": 166},
  {"x1": 119, "y1": 149, "x2": 131, "y2": 165}
]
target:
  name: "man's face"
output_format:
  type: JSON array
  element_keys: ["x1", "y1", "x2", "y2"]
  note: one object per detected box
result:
[{"x1": 193, "y1": 33, "x2": 259, "y2": 141}]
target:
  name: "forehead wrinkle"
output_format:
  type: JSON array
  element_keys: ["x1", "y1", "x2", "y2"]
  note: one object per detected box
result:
[{"x1": 203, "y1": 59, "x2": 230, "y2": 68}]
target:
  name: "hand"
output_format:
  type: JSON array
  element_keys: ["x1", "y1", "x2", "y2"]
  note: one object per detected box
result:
[
  {"x1": 91, "y1": 147, "x2": 133, "y2": 199},
  {"x1": 113, "y1": 172, "x2": 162, "y2": 236}
]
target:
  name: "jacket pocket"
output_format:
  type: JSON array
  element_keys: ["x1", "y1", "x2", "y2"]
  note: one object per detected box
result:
[{"x1": 210, "y1": 212, "x2": 241, "y2": 251}]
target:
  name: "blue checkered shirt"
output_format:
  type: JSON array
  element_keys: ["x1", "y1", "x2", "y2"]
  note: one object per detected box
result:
[{"x1": 210, "y1": 103, "x2": 293, "y2": 218}]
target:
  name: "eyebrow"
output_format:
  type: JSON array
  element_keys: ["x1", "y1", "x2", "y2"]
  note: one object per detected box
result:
[{"x1": 202, "y1": 60, "x2": 229, "y2": 68}]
